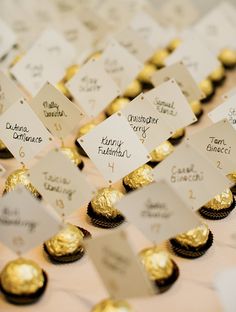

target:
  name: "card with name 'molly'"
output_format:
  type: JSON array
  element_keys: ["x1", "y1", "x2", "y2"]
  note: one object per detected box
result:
[{"x1": 153, "y1": 143, "x2": 230, "y2": 211}]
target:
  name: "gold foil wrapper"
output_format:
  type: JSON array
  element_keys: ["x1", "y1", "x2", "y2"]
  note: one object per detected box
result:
[
  {"x1": 190, "y1": 101, "x2": 202, "y2": 115},
  {"x1": 4, "y1": 168, "x2": 40, "y2": 198},
  {"x1": 64, "y1": 64, "x2": 79, "y2": 82},
  {"x1": 106, "y1": 97, "x2": 130, "y2": 116},
  {"x1": 171, "y1": 128, "x2": 185, "y2": 139},
  {"x1": 150, "y1": 141, "x2": 174, "y2": 162},
  {"x1": 218, "y1": 48, "x2": 236, "y2": 66},
  {"x1": 91, "y1": 188, "x2": 123, "y2": 218},
  {"x1": 138, "y1": 63, "x2": 156, "y2": 83},
  {"x1": 199, "y1": 79, "x2": 214, "y2": 97},
  {"x1": 0, "y1": 139, "x2": 7, "y2": 149},
  {"x1": 175, "y1": 223, "x2": 209, "y2": 248},
  {"x1": 1, "y1": 258, "x2": 44, "y2": 295},
  {"x1": 228, "y1": 172, "x2": 236, "y2": 183},
  {"x1": 151, "y1": 49, "x2": 169, "y2": 67},
  {"x1": 209, "y1": 65, "x2": 225, "y2": 81},
  {"x1": 123, "y1": 80, "x2": 142, "y2": 98},
  {"x1": 167, "y1": 38, "x2": 182, "y2": 52},
  {"x1": 77, "y1": 122, "x2": 96, "y2": 138},
  {"x1": 45, "y1": 223, "x2": 84, "y2": 257},
  {"x1": 204, "y1": 189, "x2": 233, "y2": 210},
  {"x1": 92, "y1": 299, "x2": 132, "y2": 312},
  {"x1": 61, "y1": 146, "x2": 83, "y2": 166},
  {"x1": 56, "y1": 81, "x2": 71, "y2": 98},
  {"x1": 123, "y1": 164, "x2": 153, "y2": 189},
  {"x1": 139, "y1": 247, "x2": 174, "y2": 280}
]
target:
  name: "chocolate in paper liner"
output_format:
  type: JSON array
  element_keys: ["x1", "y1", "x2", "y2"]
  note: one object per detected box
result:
[
  {"x1": 154, "y1": 260, "x2": 179, "y2": 293},
  {"x1": 0, "y1": 147, "x2": 13, "y2": 159},
  {"x1": 199, "y1": 198, "x2": 235, "y2": 220}
]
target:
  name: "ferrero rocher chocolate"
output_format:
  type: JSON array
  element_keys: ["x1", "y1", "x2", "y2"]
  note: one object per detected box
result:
[
  {"x1": 123, "y1": 164, "x2": 153, "y2": 191},
  {"x1": 167, "y1": 38, "x2": 182, "y2": 52},
  {"x1": 199, "y1": 79, "x2": 214, "y2": 98},
  {"x1": 77, "y1": 122, "x2": 97, "y2": 138},
  {"x1": 190, "y1": 101, "x2": 203, "y2": 117},
  {"x1": 204, "y1": 189, "x2": 233, "y2": 210},
  {"x1": 91, "y1": 299, "x2": 132, "y2": 312},
  {"x1": 138, "y1": 63, "x2": 156, "y2": 84},
  {"x1": 4, "y1": 168, "x2": 40, "y2": 198},
  {"x1": 209, "y1": 65, "x2": 226, "y2": 84},
  {"x1": 105, "y1": 97, "x2": 130, "y2": 116},
  {"x1": 64, "y1": 64, "x2": 79, "y2": 82},
  {"x1": 175, "y1": 223, "x2": 209, "y2": 248},
  {"x1": 123, "y1": 79, "x2": 142, "y2": 98},
  {"x1": 150, "y1": 141, "x2": 174, "y2": 163},
  {"x1": 61, "y1": 146, "x2": 84, "y2": 169},
  {"x1": 150, "y1": 49, "x2": 169, "y2": 68},
  {"x1": 170, "y1": 128, "x2": 185, "y2": 139},
  {"x1": 56, "y1": 81, "x2": 72, "y2": 99},
  {"x1": 218, "y1": 48, "x2": 236, "y2": 68}
]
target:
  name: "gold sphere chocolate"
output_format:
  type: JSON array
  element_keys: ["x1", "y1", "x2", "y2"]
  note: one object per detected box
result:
[
  {"x1": 190, "y1": 101, "x2": 203, "y2": 116},
  {"x1": 170, "y1": 128, "x2": 185, "y2": 139},
  {"x1": 4, "y1": 168, "x2": 40, "y2": 198},
  {"x1": 61, "y1": 146, "x2": 83, "y2": 166},
  {"x1": 175, "y1": 223, "x2": 209, "y2": 248},
  {"x1": 106, "y1": 97, "x2": 130, "y2": 116},
  {"x1": 138, "y1": 63, "x2": 156, "y2": 83},
  {"x1": 150, "y1": 49, "x2": 169, "y2": 68},
  {"x1": 64, "y1": 64, "x2": 79, "y2": 82},
  {"x1": 204, "y1": 189, "x2": 233, "y2": 210},
  {"x1": 56, "y1": 81, "x2": 72, "y2": 99},
  {"x1": 123, "y1": 79, "x2": 142, "y2": 98},
  {"x1": 139, "y1": 247, "x2": 174, "y2": 280},
  {"x1": 167, "y1": 38, "x2": 182, "y2": 52},
  {"x1": 209, "y1": 65, "x2": 225, "y2": 82},
  {"x1": 150, "y1": 141, "x2": 174, "y2": 163},
  {"x1": 0, "y1": 258, "x2": 44, "y2": 295},
  {"x1": 218, "y1": 48, "x2": 236, "y2": 67},
  {"x1": 92, "y1": 299, "x2": 132, "y2": 312},
  {"x1": 199, "y1": 79, "x2": 214, "y2": 97},
  {"x1": 77, "y1": 122, "x2": 96, "y2": 138},
  {"x1": 123, "y1": 164, "x2": 153, "y2": 190}
]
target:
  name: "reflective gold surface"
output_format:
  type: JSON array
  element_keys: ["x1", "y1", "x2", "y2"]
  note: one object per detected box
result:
[
  {"x1": 106, "y1": 97, "x2": 130, "y2": 116},
  {"x1": 45, "y1": 223, "x2": 84, "y2": 257},
  {"x1": 138, "y1": 63, "x2": 156, "y2": 83},
  {"x1": 150, "y1": 141, "x2": 174, "y2": 162},
  {"x1": 150, "y1": 49, "x2": 169, "y2": 67},
  {"x1": 167, "y1": 38, "x2": 182, "y2": 52},
  {"x1": 91, "y1": 299, "x2": 132, "y2": 312},
  {"x1": 123, "y1": 79, "x2": 142, "y2": 98},
  {"x1": 1, "y1": 258, "x2": 44, "y2": 295},
  {"x1": 218, "y1": 48, "x2": 236, "y2": 66},
  {"x1": 64, "y1": 64, "x2": 79, "y2": 82},
  {"x1": 199, "y1": 79, "x2": 214, "y2": 97},
  {"x1": 209, "y1": 65, "x2": 225, "y2": 82},
  {"x1": 170, "y1": 128, "x2": 185, "y2": 139},
  {"x1": 0, "y1": 139, "x2": 7, "y2": 149},
  {"x1": 139, "y1": 246, "x2": 174, "y2": 280},
  {"x1": 175, "y1": 223, "x2": 209, "y2": 248},
  {"x1": 61, "y1": 146, "x2": 83, "y2": 166},
  {"x1": 91, "y1": 188, "x2": 123, "y2": 218},
  {"x1": 77, "y1": 122, "x2": 96, "y2": 138},
  {"x1": 56, "y1": 81, "x2": 72, "y2": 98},
  {"x1": 204, "y1": 189, "x2": 233, "y2": 210},
  {"x1": 123, "y1": 164, "x2": 153, "y2": 189},
  {"x1": 190, "y1": 101, "x2": 202, "y2": 115}
]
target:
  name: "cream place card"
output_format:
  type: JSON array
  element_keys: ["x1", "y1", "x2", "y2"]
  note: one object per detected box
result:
[
  {"x1": 151, "y1": 62, "x2": 203, "y2": 103},
  {"x1": 0, "y1": 71, "x2": 22, "y2": 115},
  {"x1": 0, "y1": 98, "x2": 54, "y2": 164},
  {"x1": 29, "y1": 149, "x2": 95, "y2": 217},
  {"x1": 86, "y1": 230, "x2": 155, "y2": 299},
  {"x1": 122, "y1": 93, "x2": 171, "y2": 151},
  {"x1": 208, "y1": 95, "x2": 236, "y2": 130},
  {"x1": 0, "y1": 18, "x2": 16, "y2": 59},
  {"x1": 0, "y1": 163, "x2": 6, "y2": 177},
  {"x1": 165, "y1": 37, "x2": 221, "y2": 83},
  {"x1": 100, "y1": 39, "x2": 142, "y2": 93},
  {"x1": 0, "y1": 186, "x2": 61, "y2": 255},
  {"x1": 78, "y1": 113, "x2": 150, "y2": 184},
  {"x1": 116, "y1": 180, "x2": 200, "y2": 244},
  {"x1": 66, "y1": 59, "x2": 120, "y2": 118},
  {"x1": 222, "y1": 88, "x2": 236, "y2": 101},
  {"x1": 153, "y1": 143, "x2": 230, "y2": 210},
  {"x1": 145, "y1": 79, "x2": 197, "y2": 133},
  {"x1": 188, "y1": 120, "x2": 236, "y2": 175},
  {"x1": 30, "y1": 82, "x2": 84, "y2": 140}
]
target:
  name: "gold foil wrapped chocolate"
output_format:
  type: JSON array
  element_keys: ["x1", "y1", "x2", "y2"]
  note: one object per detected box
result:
[
  {"x1": 170, "y1": 128, "x2": 185, "y2": 139},
  {"x1": 190, "y1": 101, "x2": 202, "y2": 116},
  {"x1": 199, "y1": 79, "x2": 214, "y2": 97},
  {"x1": 92, "y1": 299, "x2": 132, "y2": 312},
  {"x1": 204, "y1": 189, "x2": 233, "y2": 210},
  {"x1": 45, "y1": 223, "x2": 84, "y2": 257},
  {"x1": 0, "y1": 139, "x2": 7, "y2": 149},
  {"x1": 61, "y1": 146, "x2": 83, "y2": 166},
  {"x1": 123, "y1": 80, "x2": 142, "y2": 98},
  {"x1": 138, "y1": 63, "x2": 156, "y2": 83},
  {"x1": 1, "y1": 258, "x2": 44, "y2": 295},
  {"x1": 167, "y1": 38, "x2": 182, "y2": 52},
  {"x1": 209, "y1": 65, "x2": 225, "y2": 82},
  {"x1": 139, "y1": 247, "x2": 174, "y2": 280},
  {"x1": 123, "y1": 164, "x2": 153, "y2": 189},
  {"x1": 56, "y1": 81, "x2": 72, "y2": 99},
  {"x1": 106, "y1": 97, "x2": 130, "y2": 116},
  {"x1": 64, "y1": 64, "x2": 79, "y2": 82},
  {"x1": 91, "y1": 188, "x2": 123, "y2": 218},
  {"x1": 77, "y1": 122, "x2": 96, "y2": 138},
  {"x1": 4, "y1": 168, "x2": 40, "y2": 198},
  {"x1": 150, "y1": 141, "x2": 174, "y2": 162},
  {"x1": 218, "y1": 48, "x2": 236, "y2": 67},
  {"x1": 150, "y1": 49, "x2": 169, "y2": 68},
  {"x1": 175, "y1": 223, "x2": 209, "y2": 248}
]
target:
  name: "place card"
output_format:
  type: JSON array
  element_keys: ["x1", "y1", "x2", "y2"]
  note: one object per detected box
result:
[
  {"x1": 165, "y1": 36, "x2": 221, "y2": 83},
  {"x1": 0, "y1": 163, "x2": 6, "y2": 177},
  {"x1": 100, "y1": 39, "x2": 142, "y2": 93},
  {"x1": 0, "y1": 18, "x2": 16, "y2": 59},
  {"x1": 86, "y1": 230, "x2": 155, "y2": 299},
  {"x1": 0, "y1": 98, "x2": 54, "y2": 164},
  {"x1": 0, "y1": 186, "x2": 61, "y2": 255},
  {"x1": 29, "y1": 149, "x2": 95, "y2": 217},
  {"x1": 151, "y1": 62, "x2": 203, "y2": 103},
  {"x1": 116, "y1": 180, "x2": 200, "y2": 244},
  {"x1": 188, "y1": 120, "x2": 236, "y2": 175},
  {"x1": 222, "y1": 88, "x2": 236, "y2": 101},
  {"x1": 30, "y1": 82, "x2": 84, "y2": 139},
  {"x1": 153, "y1": 143, "x2": 230, "y2": 210},
  {"x1": 208, "y1": 95, "x2": 236, "y2": 130},
  {"x1": 122, "y1": 93, "x2": 171, "y2": 151},
  {"x1": 0, "y1": 71, "x2": 22, "y2": 115},
  {"x1": 66, "y1": 59, "x2": 120, "y2": 118},
  {"x1": 145, "y1": 79, "x2": 197, "y2": 133},
  {"x1": 78, "y1": 112, "x2": 150, "y2": 184}
]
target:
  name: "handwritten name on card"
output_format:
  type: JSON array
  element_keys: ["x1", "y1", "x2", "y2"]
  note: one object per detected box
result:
[
  {"x1": 86, "y1": 230, "x2": 155, "y2": 299},
  {"x1": 0, "y1": 186, "x2": 61, "y2": 254},
  {"x1": 78, "y1": 113, "x2": 150, "y2": 183},
  {"x1": 100, "y1": 39, "x2": 142, "y2": 93},
  {"x1": 0, "y1": 98, "x2": 54, "y2": 164},
  {"x1": 30, "y1": 82, "x2": 84, "y2": 139},
  {"x1": 188, "y1": 120, "x2": 236, "y2": 175},
  {"x1": 122, "y1": 93, "x2": 171, "y2": 151},
  {"x1": 0, "y1": 18, "x2": 16, "y2": 58},
  {"x1": 66, "y1": 59, "x2": 120, "y2": 118},
  {"x1": 165, "y1": 37, "x2": 220, "y2": 83},
  {"x1": 145, "y1": 79, "x2": 197, "y2": 132},
  {"x1": 116, "y1": 180, "x2": 200, "y2": 244},
  {"x1": 151, "y1": 62, "x2": 203, "y2": 103},
  {"x1": 29, "y1": 149, "x2": 95, "y2": 217},
  {"x1": 153, "y1": 143, "x2": 230, "y2": 210},
  {"x1": 0, "y1": 71, "x2": 22, "y2": 115}
]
